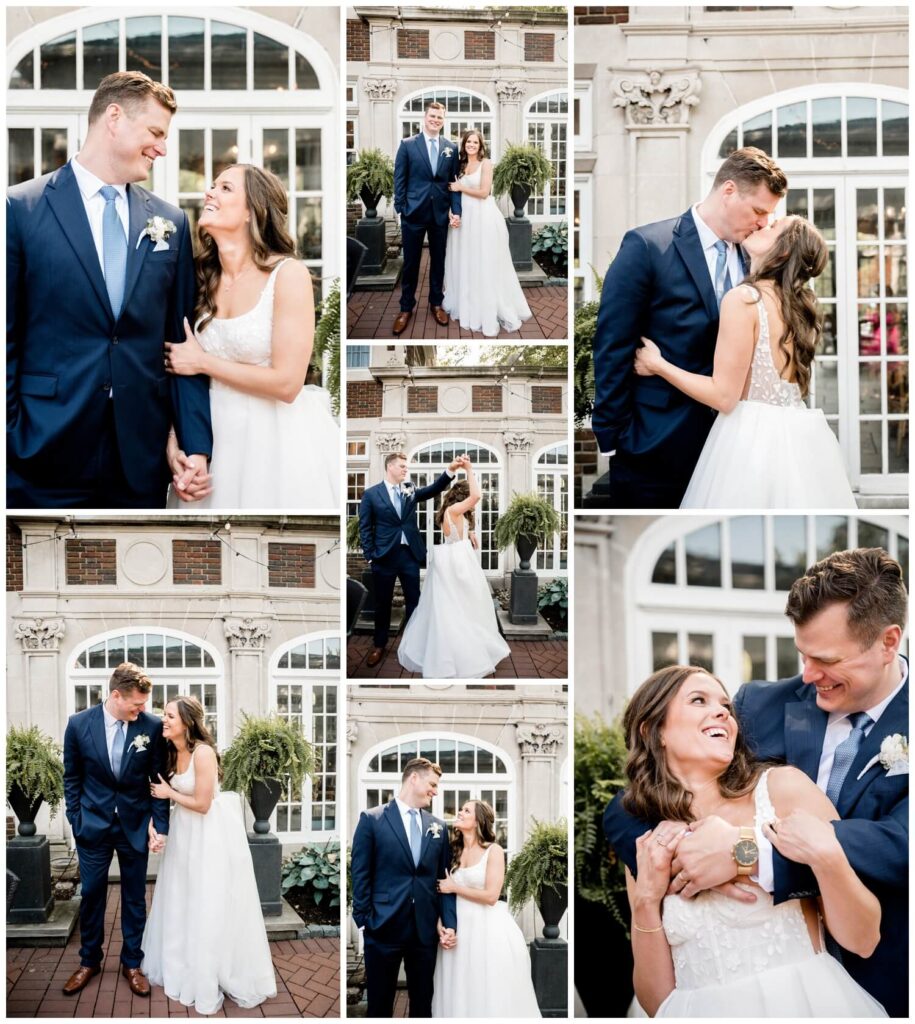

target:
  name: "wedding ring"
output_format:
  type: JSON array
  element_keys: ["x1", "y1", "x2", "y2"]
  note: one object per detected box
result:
[{"x1": 655, "y1": 835, "x2": 669, "y2": 847}]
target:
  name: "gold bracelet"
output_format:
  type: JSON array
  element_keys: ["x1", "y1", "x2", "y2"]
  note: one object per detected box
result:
[{"x1": 632, "y1": 921, "x2": 665, "y2": 933}]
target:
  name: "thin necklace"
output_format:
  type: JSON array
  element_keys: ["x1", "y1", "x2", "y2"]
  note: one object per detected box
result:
[{"x1": 221, "y1": 261, "x2": 255, "y2": 291}]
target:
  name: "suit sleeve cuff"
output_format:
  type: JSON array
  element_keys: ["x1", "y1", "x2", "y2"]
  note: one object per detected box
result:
[{"x1": 753, "y1": 823, "x2": 775, "y2": 893}]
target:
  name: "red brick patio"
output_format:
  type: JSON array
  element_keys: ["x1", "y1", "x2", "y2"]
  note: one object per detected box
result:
[{"x1": 6, "y1": 884, "x2": 340, "y2": 1018}]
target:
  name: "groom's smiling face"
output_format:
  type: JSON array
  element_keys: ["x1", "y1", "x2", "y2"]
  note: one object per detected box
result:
[
  {"x1": 424, "y1": 107, "x2": 445, "y2": 137},
  {"x1": 109, "y1": 96, "x2": 171, "y2": 184}
]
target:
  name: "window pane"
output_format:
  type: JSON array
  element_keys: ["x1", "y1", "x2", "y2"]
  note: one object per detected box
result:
[
  {"x1": 651, "y1": 632, "x2": 678, "y2": 672},
  {"x1": 477, "y1": 748, "x2": 493, "y2": 773},
  {"x1": 297, "y1": 197, "x2": 322, "y2": 260},
  {"x1": 718, "y1": 127, "x2": 738, "y2": 158},
  {"x1": 126, "y1": 17, "x2": 161, "y2": 79},
  {"x1": 685, "y1": 524, "x2": 721, "y2": 587},
  {"x1": 10, "y1": 51, "x2": 34, "y2": 90},
  {"x1": 254, "y1": 33, "x2": 288, "y2": 90},
  {"x1": 742, "y1": 111, "x2": 771, "y2": 155},
  {"x1": 773, "y1": 516, "x2": 807, "y2": 590},
  {"x1": 296, "y1": 128, "x2": 322, "y2": 191},
  {"x1": 41, "y1": 32, "x2": 76, "y2": 89},
  {"x1": 882, "y1": 100, "x2": 908, "y2": 157},
  {"x1": 127, "y1": 633, "x2": 144, "y2": 665},
  {"x1": 898, "y1": 536, "x2": 909, "y2": 590},
  {"x1": 847, "y1": 97, "x2": 877, "y2": 157},
  {"x1": 731, "y1": 516, "x2": 765, "y2": 589},
  {"x1": 888, "y1": 422, "x2": 908, "y2": 475},
  {"x1": 165, "y1": 635, "x2": 182, "y2": 668},
  {"x1": 179, "y1": 129, "x2": 205, "y2": 193},
  {"x1": 295, "y1": 52, "x2": 319, "y2": 90},
  {"x1": 398, "y1": 741, "x2": 418, "y2": 771},
  {"x1": 742, "y1": 636, "x2": 766, "y2": 683},
  {"x1": 326, "y1": 637, "x2": 341, "y2": 670},
  {"x1": 815, "y1": 516, "x2": 848, "y2": 560},
  {"x1": 438, "y1": 740, "x2": 456, "y2": 774},
  {"x1": 777, "y1": 102, "x2": 806, "y2": 158},
  {"x1": 185, "y1": 644, "x2": 202, "y2": 668},
  {"x1": 107, "y1": 638, "x2": 126, "y2": 667},
  {"x1": 458, "y1": 742, "x2": 475, "y2": 773},
  {"x1": 858, "y1": 521, "x2": 889, "y2": 550},
  {"x1": 884, "y1": 188, "x2": 906, "y2": 242},
  {"x1": 145, "y1": 634, "x2": 164, "y2": 668},
  {"x1": 652, "y1": 542, "x2": 676, "y2": 584},
  {"x1": 211, "y1": 22, "x2": 247, "y2": 90},
  {"x1": 263, "y1": 128, "x2": 289, "y2": 186},
  {"x1": 811, "y1": 97, "x2": 841, "y2": 157},
  {"x1": 776, "y1": 637, "x2": 799, "y2": 679},
  {"x1": 213, "y1": 130, "x2": 238, "y2": 179},
  {"x1": 380, "y1": 746, "x2": 398, "y2": 773},
  {"x1": 40, "y1": 128, "x2": 68, "y2": 175},
  {"x1": 688, "y1": 634, "x2": 714, "y2": 674},
  {"x1": 88, "y1": 641, "x2": 107, "y2": 669},
  {"x1": 83, "y1": 21, "x2": 119, "y2": 91},
  {"x1": 8, "y1": 128, "x2": 34, "y2": 185},
  {"x1": 812, "y1": 190, "x2": 835, "y2": 241},
  {"x1": 859, "y1": 419, "x2": 882, "y2": 474},
  {"x1": 289, "y1": 644, "x2": 307, "y2": 669},
  {"x1": 169, "y1": 17, "x2": 205, "y2": 90}
]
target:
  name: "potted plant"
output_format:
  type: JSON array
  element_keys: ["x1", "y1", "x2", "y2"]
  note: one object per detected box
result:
[
  {"x1": 221, "y1": 714, "x2": 315, "y2": 833},
  {"x1": 494, "y1": 492, "x2": 560, "y2": 571},
  {"x1": 492, "y1": 142, "x2": 553, "y2": 218},
  {"x1": 504, "y1": 818, "x2": 568, "y2": 938},
  {"x1": 6, "y1": 725, "x2": 64, "y2": 837},
  {"x1": 313, "y1": 280, "x2": 340, "y2": 415},
  {"x1": 346, "y1": 148, "x2": 395, "y2": 219}
]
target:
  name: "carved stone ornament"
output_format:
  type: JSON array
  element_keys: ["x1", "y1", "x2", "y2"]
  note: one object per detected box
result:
[
  {"x1": 375, "y1": 432, "x2": 407, "y2": 453},
  {"x1": 611, "y1": 69, "x2": 701, "y2": 126},
  {"x1": 363, "y1": 78, "x2": 398, "y2": 101},
  {"x1": 516, "y1": 722, "x2": 563, "y2": 756},
  {"x1": 223, "y1": 617, "x2": 272, "y2": 651},
  {"x1": 346, "y1": 720, "x2": 359, "y2": 745},
  {"x1": 15, "y1": 618, "x2": 65, "y2": 651},
  {"x1": 495, "y1": 80, "x2": 525, "y2": 102},
  {"x1": 503, "y1": 431, "x2": 533, "y2": 452}
]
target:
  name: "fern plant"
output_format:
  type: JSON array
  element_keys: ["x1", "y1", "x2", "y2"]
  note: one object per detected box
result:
[
  {"x1": 6, "y1": 725, "x2": 65, "y2": 820},
  {"x1": 504, "y1": 818, "x2": 568, "y2": 914},
  {"x1": 492, "y1": 142, "x2": 553, "y2": 198},
  {"x1": 346, "y1": 149, "x2": 395, "y2": 205},
  {"x1": 493, "y1": 492, "x2": 560, "y2": 550},
  {"x1": 346, "y1": 515, "x2": 363, "y2": 553},
  {"x1": 573, "y1": 268, "x2": 604, "y2": 427},
  {"x1": 313, "y1": 279, "x2": 340, "y2": 415},
  {"x1": 221, "y1": 714, "x2": 315, "y2": 800}
]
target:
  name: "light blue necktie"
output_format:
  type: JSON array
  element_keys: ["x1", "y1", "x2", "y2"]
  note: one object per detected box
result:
[
  {"x1": 392, "y1": 484, "x2": 402, "y2": 516},
  {"x1": 408, "y1": 808, "x2": 422, "y2": 867},
  {"x1": 825, "y1": 712, "x2": 872, "y2": 806},
  {"x1": 429, "y1": 136, "x2": 438, "y2": 169},
  {"x1": 111, "y1": 720, "x2": 126, "y2": 777},
  {"x1": 99, "y1": 185, "x2": 127, "y2": 318},
  {"x1": 713, "y1": 239, "x2": 733, "y2": 308}
]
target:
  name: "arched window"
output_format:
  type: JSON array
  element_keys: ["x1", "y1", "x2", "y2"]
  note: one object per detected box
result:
[
  {"x1": 631, "y1": 514, "x2": 908, "y2": 693},
  {"x1": 533, "y1": 442, "x2": 568, "y2": 573},
  {"x1": 7, "y1": 10, "x2": 338, "y2": 301},
  {"x1": 409, "y1": 438, "x2": 502, "y2": 573},
  {"x1": 361, "y1": 732, "x2": 515, "y2": 851},
  {"x1": 703, "y1": 85, "x2": 909, "y2": 497},
  {"x1": 400, "y1": 88, "x2": 495, "y2": 154},
  {"x1": 525, "y1": 90, "x2": 568, "y2": 222},
  {"x1": 69, "y1": 628, "x2": 222, "y2": 741},
  {"x1": 270, "y1": 632, "x2": 340, "y2": 841}
]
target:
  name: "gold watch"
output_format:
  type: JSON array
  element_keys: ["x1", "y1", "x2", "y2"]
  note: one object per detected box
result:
[{"x1": 733, "y1": 826, "x2": 758, "y2": 876}]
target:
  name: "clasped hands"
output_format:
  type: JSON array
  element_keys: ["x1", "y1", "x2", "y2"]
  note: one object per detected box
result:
[
  {"x1": 448, "y1": 212, "x2": 461, "y2": 229},
  {"x1": 147, "y1": 818, "x2": 167, "y2": 854},
  {"x1": 446, "y1": 454, "x2": 472, "y2": 473},
  {"x1": 436, "y1": 920, "x2": 457, "y2": 950}
]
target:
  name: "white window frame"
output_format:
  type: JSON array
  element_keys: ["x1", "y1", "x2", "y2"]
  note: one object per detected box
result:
[
  {"x1": 524, "y1": 89, "x2": 568, "y2": 224},
  {"x1": 574, "y1": 174, "x2": 594, "y2": 305},
  {"x1": 399, "y1": 87, "x2": 496, "y2": 157},
  {"x1": 533, "y1": 441, "x2": 569, "y2": 576},
  {"x1": 573, "y1": 80, "x2": 592, "y2": 152}
]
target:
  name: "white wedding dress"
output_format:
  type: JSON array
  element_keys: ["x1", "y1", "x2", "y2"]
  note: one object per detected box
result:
[
  {"x1": 431, "y1": 845, "x2": 541, "y2": 1018},
  {"x1": 397, "y1": 514, "x2": 510, "y2": 678},
  {"x1": 681, "y1": 285, "x2": 856, "y2": 509},
  {"x1": 442, "y1": 166, "x2": 532, "y2": 337},
  {"x1": 141, "y1": 746, "x2": 277, "y2": 1014},
  {"x1": 655, "y1": 770, "x2": 886, "y2": 1017},
  {"x1": 167, "y1": 259, "x2": 340, "y2": 510}
]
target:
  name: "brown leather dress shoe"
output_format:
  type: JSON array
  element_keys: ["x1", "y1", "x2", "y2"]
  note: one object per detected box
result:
[
  {"x1": 366, "y1": 647, "x2": 385, "y2": 667},
  {"x1": 122, "y1": 965, "x2": 150, "y2": 996},
  {"x1": 392, "y1": 311, "x2": 412, "y2": 335},
  {"x1": 430, "y1": 305, "x2": 449, "y2": 326},
  {"x1": 63, "y1": 965, "x2": 100, "y2": 995}
]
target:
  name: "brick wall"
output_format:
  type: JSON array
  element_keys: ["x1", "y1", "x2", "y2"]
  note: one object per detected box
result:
[
  {"x1": 172, "y1": 540, "x2": 222, "y2": 585},
  {"x1": 524, "y1": 32, "x2": 554, "y2": 62},
  {"x1": 347, "y1": 380, "x2": 383, "y2": 418},
  {"x1": 66, "y1": 539, "x2": 116, "y2": 586},
  {"x1": 573, "y1": 6, "x2": 630, "y2": 24},
  {"x1": 472, "y1": 385, "x2": 503, "y2": 413},
  {"x1": 347, "y1": 18, "x2": 370, "y2": 61},
  {"x1": 574, "y1": 428, "x2": 600, "y2": 504},
  {"x1": 532, "y1": 386, "x2": 562, "y2": 414},
  {"x1": 397, "y1": 29, "x2": 429, "y2": 60},
  {"x1": 464, "y1": 30, "x2": 495, "y2": 60},
  {"x1": 408, "y1": 386, "x2": 438, "y2": 414},
  {"x1": 7, "y1": 522, "x2": 23, "y2": 592},
  {"x1": 268, "y1": 543, "x2": 316, "y2": 588}
]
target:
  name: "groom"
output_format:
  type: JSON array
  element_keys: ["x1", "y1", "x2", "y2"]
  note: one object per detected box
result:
[
  {"x1": 358, "y1": 451, "x2": 465, "y2": 667},
  {"x1": 604, "y1": 547, "x2": 908, "y2": 1017},
  {"x1": 351, "y1": 757, "x2": 456, "y2": 1017},
  {"x1": 591, "y1": 147, "x2": 787, "y2": 508},
  {"x1": 391, "y1": 100, "x2": 463, "y2": 336},
  {"x1": 7, "y1": 70, "x2": 212, "y2": 508},
  {"x1": 62, "y1": 663, "x2": 170, "y2": 997}
]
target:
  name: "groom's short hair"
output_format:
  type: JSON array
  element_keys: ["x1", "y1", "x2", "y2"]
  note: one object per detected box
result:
[
  {"x1": 402, "y1": 757, "x2": 442, "y2": 784},
  {"x1": 712, "y1": 147, "x2": 787, "y2": 198},
  {"x1": 785, "y1": 547, "x2": 907, "y2": 648},
  {"x1": 109, "y1": 662, "x2": 153, "y2": 696},
  {"x1": 425, "y1": 101, "x2": 446, "y2": 115},
  {"x1": 88, "y1": 71, "x2": 177, "y2": 125},
  {"x1": 384, "y1": 451, "x2": 408, "y2": 469}
]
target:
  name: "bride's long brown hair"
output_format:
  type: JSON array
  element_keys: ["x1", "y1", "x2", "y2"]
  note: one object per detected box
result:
[
  {"x1": 163, "y1": 696, "x2": 222, "y2": 782},
  {"x1": 434, "y1": 480, "x2": 475, "y2": 534},
  {"x1": 458, "y1": 130, "x2": 488, "y2": 177},
  {"x1": 450, "y1": 800, "x2": 497, "y2": 871},
  {"x1": 194, "y1": 164, "x2": 296, "y2": 332}
]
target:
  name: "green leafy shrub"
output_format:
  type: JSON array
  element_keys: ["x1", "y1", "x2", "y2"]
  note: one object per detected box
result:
[
  {"x1": 537, "y1": 577, "x2": 568, "y2": 632},
  {"x1": 493, "y1": 492, "x2": 560, "y2": 550},
  {"x1": 346, "y1": 149, "x2": 395, "y2": 205},
  {"x1": 6, "y1": 725, "x2": 65, "y2": 820},
  {"x1": 504, "y1": 818, "x2": 568, "y2": 914},
  {"x1": 282, "y1": 840, "x2": 340, "y2": 908},
  {"x1": 221, "y1": 714, "x2": 315, "y2": 799},
  {"x1": 346, "y1": 516, "x2": 362, "y2": 554},
  {"x1": 573, "y1": 268, "x2": 604, "y2": 427},
  {"x1": 532, "y1": 221, "x2": 568, "y2": 275},
  {"x1": 492, "y1": 143, "x2": 553, "y2": 199},
  {"x1": 313, "y1": 280, "x2": 340, "y2": 415}
]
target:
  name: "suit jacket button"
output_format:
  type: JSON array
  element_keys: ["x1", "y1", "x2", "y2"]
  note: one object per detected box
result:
[
  {"x1": 102, "y1": 381, "x2": 111, "y2": 391},
  {"x1": 111, "y1": 336, "x2": 119, "y2": 344}
]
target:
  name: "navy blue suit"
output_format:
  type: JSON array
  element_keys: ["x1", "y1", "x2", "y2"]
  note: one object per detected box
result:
[
  {"x1": 63, "y1": 704, "x2": 170, "y2": 969},
  {"x1": 7, "y1": 160, "x2": 213, "y2": 508},
  {"x1": 358, "y1": 471, "x2": 454, "y2": 647},
  {"x1": 591, "y1": 210, "x2": 746, "y2": 508},
  {"x1": 351, "y1": 801, "x2": 456, "y2": 1017},
  {"x1": 393, "y1": 134, "x2": 462, "y2": 312},
  {"x1": 604, "y1": 671, "x2": 908, "y2": 1016}
]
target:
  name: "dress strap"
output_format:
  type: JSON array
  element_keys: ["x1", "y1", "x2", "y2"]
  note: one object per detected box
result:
[{"x1": 753, "y1": 767, "x2": 777, "y2": 827}]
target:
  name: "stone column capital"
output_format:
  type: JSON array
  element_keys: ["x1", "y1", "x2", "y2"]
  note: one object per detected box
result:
[
  {"x1": 15, "y1": 618, "x2": 65, "y2": 651},
  {"x1": 495, "y1": 80, "x2": 525, "y2": 103},
  {"x1": 223, "y1": 617, "x2": 272, "y2": 651},
  {"x1": 503, "y1": 431, "x2": 533, "y2": 453},
  {"x1": 611, "y1": 68, "x2": 701, "y2": 127},
  {"x1": 375, "y1": 432, "x2": 407, "y2": 453},
  {"x1": 516, "y1": 721, "x2": 564, "y2": 757},
  {"x1": 363, "y1": 78, "x2": 398, "y2": 101}
]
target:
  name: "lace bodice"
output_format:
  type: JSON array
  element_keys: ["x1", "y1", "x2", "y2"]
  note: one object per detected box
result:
[
  {"x1": 195, "y1": 259, "x2": 291, "y2": 375},
  {"x1": 662, "y1": 770, "x2": 816, "y2": 991},
  {"x1": 743, "y1": 286, "x2": 804, "y2": 408},
  {"x1": 453, "y1": 844, "x2": 492, "y2": 890}
]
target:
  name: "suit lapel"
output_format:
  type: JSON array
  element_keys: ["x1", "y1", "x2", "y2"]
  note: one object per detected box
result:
[
  {"x1": 419, "y1": 809, "x2": 434, "y2": 861},
  {"x1": 383, "y1": 800, "x2": 415, "y2": 870},
  {"x1": 784, "y1": 685, "x2": 827, "y2": 784},
  {"x1": 45, "y1": 162, "x2": 114, "y2": 321},
  {"x1": 89, "y1": 703, "x2": 116, "y2": 782},
  {"x1": 121, "y1": 184, "x2": 154, "y2": 316},
  {"x1": 839, "y1": 679, "x2": 909, "y2": 815},
  {"x1": 119, "y1": 718, "x2": 143, "y2": 778},
  {"x1": 415, "y1": 134, "x2": 434, "y2": 177},
  {"x1": 672, "y1": 211, "x2": 719, "y2": 322}
]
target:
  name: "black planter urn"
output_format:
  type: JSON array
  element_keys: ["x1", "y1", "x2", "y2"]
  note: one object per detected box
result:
[
  {"x1": 248, "y1": 778, "x2": 284, "y2": 835},
  {"x1": 538, "y1": 883, "x2": 568, "y2": 939},
  {"x1": 510, "y1": 183, "x2": 532, "y2": 219},
  {"x1": 359, "y1": 187, "x2": 383, "y2": 220},
  {"x1": 7, "y1": 784, "x2": 43, "y2": 838},
  {"x1": 515, "y1": 534, "x2": 539, "y2": 572}
]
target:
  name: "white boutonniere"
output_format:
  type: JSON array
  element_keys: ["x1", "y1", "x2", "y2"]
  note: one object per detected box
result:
[
  {"x1": 131, "y1": 734, "x2": 150, "y2": 752},
  {"x1": 136, "y1": 216, "x2": 176, "y2": 252},
  {"x1": 426, "y1": 822, "x2": 443, "y2": 839},
  {"x1": 856, "y1": 733, "x2": 908, "y2": 779},
  {"x1": 400, "y1": 480, "x2": 415, "y2": 497},
  {"x1": 443, "y1": 148, "x2": 453, "y2": 159}
]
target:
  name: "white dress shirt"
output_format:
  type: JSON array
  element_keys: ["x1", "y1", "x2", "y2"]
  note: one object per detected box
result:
[
  {"x1": 754, "y1": 657, "x2": 908, "y2": 892},
  {"x1": 394, "y1": 796, "x2": 423, "y2": 847},
  {"x1": 691, "y1": 204, "x2": 744, "y2": 293},
  {"x1": 423, "y1": 132, "x2": 441, "y2": 169},
  {"x1": 71, "y1": 156, "x2": 130, "y2": 273}
]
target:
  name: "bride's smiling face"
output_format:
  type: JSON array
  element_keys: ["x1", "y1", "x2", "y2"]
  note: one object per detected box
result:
[
  {"x1": 659, "y1": 673, "x2": 737, "y2": 774},
  {"x1": 454, "y1": 802, "x2": 477, "y2": 832},
  {"x1": 161, "y1": 701, "x2": 185, "y2": 743},
  {"x1": 199, "y1": 166, "x2": 249, "y2": 233}
]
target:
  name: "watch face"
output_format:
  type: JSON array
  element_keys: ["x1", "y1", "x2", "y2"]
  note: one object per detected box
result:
[{"x1": 734, "y1": 839, "x2": 759, "y2": 866}]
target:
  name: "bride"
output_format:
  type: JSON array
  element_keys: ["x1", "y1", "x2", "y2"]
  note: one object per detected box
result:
[
  {"x1": 634, "y1": 215, "x2": 855, "y2": 509},
  {"x1": 442, "y1": 131, "x2": 532, "y2": 338},
  {"x1": 622, "y1": 665, "x2": 885, "y2": 1017},
  {"x1": 397, "y1": 457, "x2": 510, "y2": 678},
  {"x1": 432, "y1": 801, "x2": 541, "y2": 1018},
  {"x1": 164, "y1": 164, "x2": 339, "y2": 509},
  {"x1": 142, "y1": 697, "x2": 276, "y2": 1014}
]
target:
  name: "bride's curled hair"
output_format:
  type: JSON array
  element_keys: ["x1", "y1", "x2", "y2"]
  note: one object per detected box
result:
[
  {"x1": 742, "y1": 215, "x2": 828, "y2": 399},
  {"x1": 622, "y1": 665, "x2": 764, "y2": 824},
  {"x1": 451, "y1": 800, "x2": 497, "y2": 871},
  {"x1": 435, "y1": 480, "x2": 475, "y2": 534},
  {"x1": 164, "y1": 695, "x2": 223, "y2": 782},
  {"x1": 194, "y1": 164, "x2": 297, "y2": 332}
]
